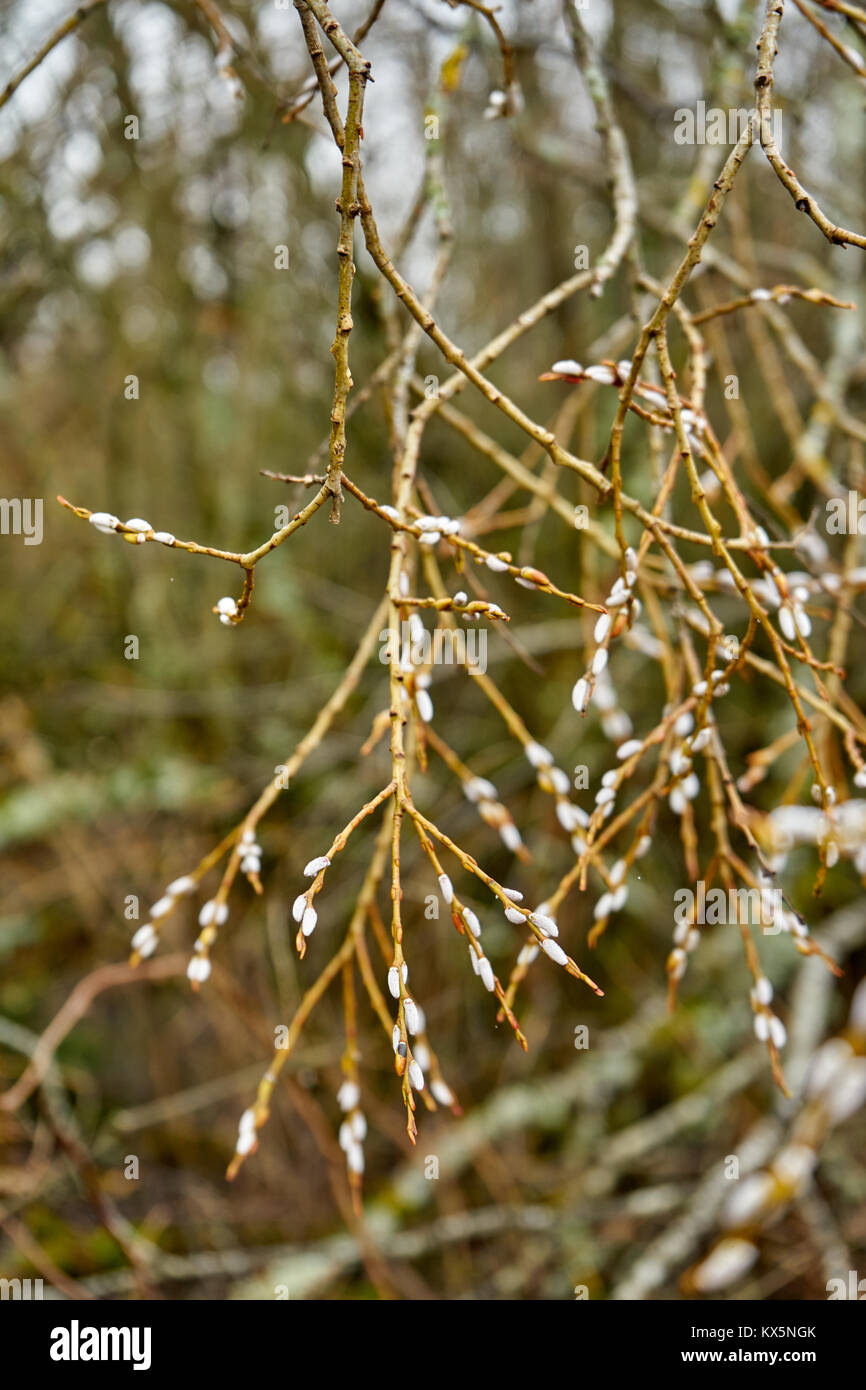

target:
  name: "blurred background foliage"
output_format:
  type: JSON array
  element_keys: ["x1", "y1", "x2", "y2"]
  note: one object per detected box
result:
[{"x1": 0, "y1": 0, "x2": 864, "y2": 1299}]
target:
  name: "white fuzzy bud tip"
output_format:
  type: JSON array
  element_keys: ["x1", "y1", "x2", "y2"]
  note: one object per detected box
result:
[
  {"x1": 693, "y1": 1238, "x2": 758, "y2": 1292},
  {"x1": 337, "y1": 1080, "x2": 360, "y2": 1112},
  {"x1": 541, "y1": 939, "x2": 568, "y2": 966},
  {"x1": 131, "y1": 924, "x2": 158, "y2": 956},
  {"x1": 525, "y1": 741, "x2": 552, "y2": 769},
  {"x1": 187, "y1": 955, "x2": 211, "y2": 983},
  {"x1": 572, "y1": 678, "x2": 589, "y2": 714},
  {"x1": 478, "y1": 957, "x2": 495, "y2": 992},
  {"x1": 593, "y1": 613, "x2": 611, "y2": 644},
  {"x1": 500, "y1": 823, "x2": 523, "y2": 852},
  {"x1": 463, "y1": 908, "x2": 482, "y2": 937},
  {"x1": 303, "y1": 855, "x2": 331, "y2": 877},
  {"x1": 166, "y1": 875, "x2": 195, "y2": 897},
  {"x1": 616, "y1": 739, "x2": 642, "y2": 760},
  {"x1": 88, "y1": 511, "x2": 120, "y2": 534},
  {"x1": 530, "y1": 912, "x2": 558, "y2": 937},
  {"x1": 431, "y1": 1079, "x2": 455, "y2": 1106}
]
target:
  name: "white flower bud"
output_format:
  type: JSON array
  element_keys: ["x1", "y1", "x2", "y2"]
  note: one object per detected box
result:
[
  {"x1": 530, "y1": 912, "x2": 558, "y2": 937},
  {"x1": 464, "y1": 776, "x2": 497, "y2": 802},
  {"x1": 500, "y1": 823, "x2": 523, "y2": 852},
  {"x1": 616, "y1": 739, "x2": 642, "y2": 759},
  {"x1": 572, "y1": 678, "x2": 590, "y2": 713},
  {"x1": 541, "y1": 939, "x2": 568, "y2": 966},
  {"x1": 198, "y1": 900, "x2": 216, "y2": 927},
  {"x1": 772, "y1": 1144, "x2": 815, "y2": 1190},
  {"x1": 388, "y1": 966, "x2": 401, "y2": 998},
  {"x1": 584, "y1": 364, "x2": 616, "y2": 385},
  {"x1": 478, "y1": 957, "x2": 495, "y2": 992},
  {"x1": 525, "y1": 741, "x2": 552, "y2": 768},
  {"x1": 690, "y1": 726, "x2": 711, "y2": 753},
  {"x1": 721, "y1": 1173, "x2": 774, "y2": 1229},
  {"x1": 337, "y1": 1080, "x2": 360, "y2": 1112},
  {"x1": 463, "y1": 908, "x2": 482, "y2": 937},
  {"x1": 187, "y1": 955, "x2": 211, "y2": 983},
  {"x1": 292, "y1": 894, "x2": 307, "y2": 923},
  {"x1": 593, "y1": 613, "x2": 611, "y2": 644},
  {"x1": 149, "y1": 896, "x2": 174, "y2": 920},
  {"x1": 849, "y1": 978, "x2": 866, "y2": 1032},
  {"x1": 556, "y1": 802, "x2": 588, "y2": 832},
  {"x1": 408, "y1": 1059, "x2": 425, "y2": 1090},
  {"x1": 166, "y1": 875, "x2": 196, "y2": 897},
  {"x1": 753, "y1": 976, "x2": 773, "y2": 1006},
  {"x1": 302, "y1": 906, "x2": 317, "y2": 936},
  {"x1": 88, "y1": 511, "x2": 120, "y2": 534},
  {"x1": 303, "y1": 855, "x2": 330, "y2": 877},
  {"x1": 693, "y1": 1238, "x2": 758, "y2": 1292},
  {"x1": 807, "y1": 1039, "x2": 853, "y2": 1099},
  {"x1": 594, "y1": 892, "x2": 613, "y2": 921},
  {"x1": 431, "y1": 1079, "x2": 455, "y2": 1106},
  {"x1": 769, "y1": 1016, "x2": 787, "y2": 1049},
  {"x1": 131, "y1": 924, "x2": 158, "y2": 957},
  {"x1": 825, "y1": 1058, "x2": 866, "y2": 1123}
]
